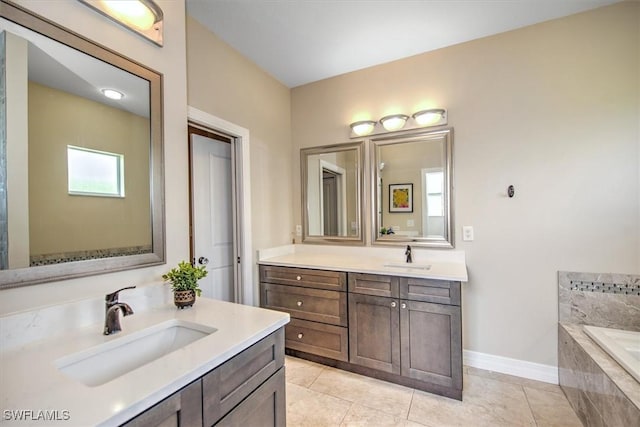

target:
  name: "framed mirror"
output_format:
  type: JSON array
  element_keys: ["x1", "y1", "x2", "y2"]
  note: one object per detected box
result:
[
  {"x1": 371, "y1": 128, "x2": 454, "y2": 248},
  {"x1": 301, "y1": 142, "x2": 364, "y2": 245},
  {"x1": 0, "y1": 1, "x2": 164, "y2": 289}
]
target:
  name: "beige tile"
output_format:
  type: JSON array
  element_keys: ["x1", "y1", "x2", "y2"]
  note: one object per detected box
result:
[
  {"x1": 285, "y1": 355, "x2": 326, "y2": 387},
  {"x1": 310, "y1": 367, "x2": 414, "y2": 418},
  {"x1": 524, "y1": 386, "x2": 583, "y2": 427},
  {"x1": 340, "y1": 404, "x2": 427, "y2": 427},
  {"x1": 409, "y1": 375, "x2": 536, "y2": 427},
  {"x1": 466, "y1": 366, "x2": 563, "y2": 394},
  {"x1": 286, "y1": 382, "x2": 352, "y2": 426}
]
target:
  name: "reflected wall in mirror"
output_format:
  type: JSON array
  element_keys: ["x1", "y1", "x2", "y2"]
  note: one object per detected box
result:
[
  {"x1": 0, "y1": 1, "x2": 164, "y2": 288},
  {"x1": 372, "y1": 128, "x2": 453, "y2": 248},
  {"x1": 301, "y1": 142, "x2": 364, "y2": 244}
]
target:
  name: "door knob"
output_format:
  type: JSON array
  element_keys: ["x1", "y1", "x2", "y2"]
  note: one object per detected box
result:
[{"x1": 198, "y1": 257, "x2": 209, "y2": 265}]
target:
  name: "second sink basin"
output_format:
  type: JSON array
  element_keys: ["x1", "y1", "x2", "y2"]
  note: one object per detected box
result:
[
  {"x1": 383, "y1": 263, "x2": 432, "y2": 271},
  {"x1": 56, "y1": 319, "x2": 217, "y2": 387}
]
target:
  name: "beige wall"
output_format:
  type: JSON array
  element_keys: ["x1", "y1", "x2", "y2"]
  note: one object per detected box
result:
[
  {"x1": 186, "y1": 16, "x2": 292, "y2": 296},
  {"x1": 0, "y1": 0, "x2": 189, "y2": 315},
  {"x1": 28, "y1": 82, "x2": 151, "y2": 255},
  {"x1": 291, "y1": 2, "x2": 640, "y2": 366}
]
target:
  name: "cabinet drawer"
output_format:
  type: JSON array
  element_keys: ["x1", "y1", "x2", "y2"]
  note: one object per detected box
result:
[
  {"x1": 285, "y1": 318, "x2": 348, "y2": 362},
  {"x1": 260, "y1": 265, "x2": 346, "y2": 291},
  {"x1": 399, "y1": 278, "x2": 461, "y2": 305},
  {"x1": 349, "y1": 273, "x2": 399, "y2": 298},
  {"x1": 261, "y1": 283, "x2": 347, "y2": 326},
  {"x1": 203, "y1": 329, "x2": 284, "y2": 426}
]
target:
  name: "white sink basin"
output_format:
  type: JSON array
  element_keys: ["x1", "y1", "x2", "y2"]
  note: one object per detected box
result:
[
  {"x1": 383, "y1": 263, "x2": 432, "y2": 271},
  {"x1": 55, "y1": 319, "x2": 217, "y2": 387}
]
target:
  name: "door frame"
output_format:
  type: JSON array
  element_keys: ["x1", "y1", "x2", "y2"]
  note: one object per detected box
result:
[{"x1": 187, "y1": 106, "x2": 254, "y2": 306}]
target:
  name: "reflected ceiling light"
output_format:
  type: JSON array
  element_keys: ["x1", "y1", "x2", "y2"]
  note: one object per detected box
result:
[
  {"x1": 78, "y1": 0, "x2": 164, "y2": 46},
  {"x1": 412, "y1": 109, "x2": 446, "y2": 126},
  {"x1": 102, "y1": 88, "x2": 124, "y2": 100},
  {"x1": 350, "y1": 120, "x2": 377, "y2": 136},
  {"x1": 380, "y1": 114, "x2": 409, "y2": 132}
]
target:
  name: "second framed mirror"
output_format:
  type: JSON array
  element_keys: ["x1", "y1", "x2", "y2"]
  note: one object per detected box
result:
[
  {"x1": 301, "y1": 142, "x2": 365, "y2": 245},
  {"x1": 371, "y1": 128, "x2": 454, "y2": 248}
]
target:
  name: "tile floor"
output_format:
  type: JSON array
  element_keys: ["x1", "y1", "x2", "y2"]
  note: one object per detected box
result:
[{"x1": 285, "y1": 356, "x2": 583, "y2": 427}]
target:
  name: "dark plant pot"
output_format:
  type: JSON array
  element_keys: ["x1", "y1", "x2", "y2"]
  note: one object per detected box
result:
[{"x1": 174, "y1": 290, "x2": 196, "y2": 309}]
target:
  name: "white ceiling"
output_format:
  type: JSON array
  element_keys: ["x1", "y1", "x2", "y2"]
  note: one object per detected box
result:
[{"x1": 186, "y1": 0, "x2": 621, "y2": 88}]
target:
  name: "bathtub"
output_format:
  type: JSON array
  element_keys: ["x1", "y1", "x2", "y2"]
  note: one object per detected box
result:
[{"x1": 584, "y1": 325, "x2": 640, "y2": 383}]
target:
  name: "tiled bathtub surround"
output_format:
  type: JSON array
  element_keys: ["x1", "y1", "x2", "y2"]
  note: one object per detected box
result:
[
  {"x1": 558, "y1": 271, "x2": 640, "y2": 330},
  {"x1": 557, "y1": 271, "x2": 640, "y2": 426}
]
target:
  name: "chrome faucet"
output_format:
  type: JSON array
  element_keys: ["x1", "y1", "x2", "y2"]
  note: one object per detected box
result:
[
  {"x1": 405, "y1": 245, "x2": 413, "y2": 263},
  {"x1": 104, "y1": 286, "x2": 136, "y2": 335}
]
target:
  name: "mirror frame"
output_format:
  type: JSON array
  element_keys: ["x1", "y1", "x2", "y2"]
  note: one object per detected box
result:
[
  {"x1": 301, "y1": 141, "x2": 365, "y2": 245},
  {"x1": 0, "y1": 1, "x2": 165, "y2": 289},
  {"x1": 370, "y1": 128, "x2": 454, "y2": 248}
]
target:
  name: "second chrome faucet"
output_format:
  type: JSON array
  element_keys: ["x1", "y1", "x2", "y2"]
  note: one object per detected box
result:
[{"x1": 104, "y1": 286, "x2": 136, "y2": 335}]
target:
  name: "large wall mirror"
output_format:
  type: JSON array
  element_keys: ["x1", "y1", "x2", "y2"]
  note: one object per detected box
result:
[
  {"x1": 371, "y1": 128, "x2": 453, "y2": 248},
  {"x1": 0, "y1": 1, "x2": 164, "y2": 288},
  {"x1": 301, "y1": 142, "x2": 364, "y2": 245}
]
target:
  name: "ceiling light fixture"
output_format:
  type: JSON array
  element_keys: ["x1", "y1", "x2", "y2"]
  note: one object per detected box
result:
[
  {"x1": 78, "y1": 0, "x2": 164, "y2": 46},
  {"x1": 102, "y1": 88, "x2": 124, "y2": 100},
  {"x1": 412, "y1": 109, "x2": 446, "y2": 126},
  {"x1": 350, "y1": 120, "x2": 377, "y2": 137}
]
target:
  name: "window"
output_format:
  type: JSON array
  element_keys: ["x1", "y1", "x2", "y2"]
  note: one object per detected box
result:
[
  {"x1": 425, "y1": 170, "x2": 444, "y2": 217},
  {"x1": 67, "y1": 146, "x2": 124, "y2": 197}
]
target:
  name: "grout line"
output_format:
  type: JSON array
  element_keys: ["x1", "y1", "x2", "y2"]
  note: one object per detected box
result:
[
  {"x1": 337, "y1": 402, "x2": 354, "y2": 426},
  {"x1": 522, "y1": 385, "x2": 541, "y2": 427}
]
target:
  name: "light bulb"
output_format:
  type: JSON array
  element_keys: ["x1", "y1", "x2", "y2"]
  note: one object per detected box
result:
[
  {"x1": 350, "y1": 120, "x2": 376, "y2": 136},
  {"x1": 102, "y1": 88, "x2": 124, "y2": 100},
  {"x1": 380, "y1": 114, "x2": 408, "y2": 132},
  {"x1": 101, "y1": 0, "x2": 157, "y2": 30}
]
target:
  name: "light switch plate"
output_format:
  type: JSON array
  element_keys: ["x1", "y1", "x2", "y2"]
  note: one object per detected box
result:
[
  {"x1": 462, "y1": 226, "x2": 474, "y2": 241},
  {"x1": 295, "y1": 225, "x2": 302, "y2": 236}
]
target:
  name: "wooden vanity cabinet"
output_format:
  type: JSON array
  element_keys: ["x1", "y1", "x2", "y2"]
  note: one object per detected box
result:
[
  {"x1": 121, "y1": 329, "x2": 285, "y2": 427},
  {"x1": 349, "y1": 273, "x2": 462, "y2": 396},
  {"x1": 260, "y1": 265, "x2": 349, "y2": 361}
]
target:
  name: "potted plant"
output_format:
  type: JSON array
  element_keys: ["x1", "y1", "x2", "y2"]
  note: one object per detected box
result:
[{"x1": 162, "y1": 260, "x2": 208, "y2": 308}]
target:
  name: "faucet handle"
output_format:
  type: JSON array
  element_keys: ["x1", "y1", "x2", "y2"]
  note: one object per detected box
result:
[{"x1": 105, "y1": 285, "x2": 136, "y2": 304}]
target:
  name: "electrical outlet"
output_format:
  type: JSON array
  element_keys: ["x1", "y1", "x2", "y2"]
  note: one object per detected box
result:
[
  {"x1": 462, "y1": 226, "x2": 474, "y2": 241},
  {"x1": 295, "y1": 225, "x2": 302, "y2": 236}
]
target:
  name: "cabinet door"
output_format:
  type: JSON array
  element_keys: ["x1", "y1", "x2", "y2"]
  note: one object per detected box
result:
[
  {"x1": 400, "y1": 300, "x2": 462, "y2": 389},
  {"x1": 215, "y1": 368, "x2": 286, "y2": 427},
  {"x1": 121, "y1": 379, "x2": 202, "y2": 427},
  {"x1": 348, "y1": 293, "x2": 400, "y2": 374}
]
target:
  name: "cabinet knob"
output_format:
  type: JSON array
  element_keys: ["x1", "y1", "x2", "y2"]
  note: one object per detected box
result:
[
  {"x1": 391, "y1": 301, "x2": 397, "y2": 308},
  {"x1": 297, "y1": 333, "x2": 304, "y2": 339},
  {"x1": 296, "y1": 276, "x2": 301, "y2": 281},
  {"x1": 297, "y1": 300, "x2": 303, "y2": 307},
  {"x1": 401, "y1": 303, "x2": 407, "y2": 309}
]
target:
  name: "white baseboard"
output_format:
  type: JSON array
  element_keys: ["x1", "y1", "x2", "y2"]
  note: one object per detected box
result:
[{"x1": 463, "y1": 350, "x2": 559, "y2": 384}]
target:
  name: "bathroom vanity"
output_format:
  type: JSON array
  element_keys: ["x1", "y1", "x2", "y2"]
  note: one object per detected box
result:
[
  {"x1": 259, "y1": 245, "x2": 467, "y2": 400},
  {"x1": 0, "y1": 297, "x2": 289, "y2": 426}
]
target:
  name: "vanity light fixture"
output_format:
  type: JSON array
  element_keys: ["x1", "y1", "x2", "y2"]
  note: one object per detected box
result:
[
  {"x1": 380, "y1": 114, "x2": 409, "y2": 132},
  {"x1": 101, "y1": 88, "x2": 124, "y2": 100},
  {"x1": 350, "y1": 120, "x2": 377, "y2": 137},
  {"x1": 78, "y1": 0, "x2": 164, "y2": 46},
  {"x1": 412, "y1": 109, "x2": 446, "y2": 126}
]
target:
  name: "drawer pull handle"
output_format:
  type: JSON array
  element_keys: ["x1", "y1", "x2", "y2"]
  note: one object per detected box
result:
[
  {"x1": 296, "y1": 276, "x2": 302, "y2": 281},
  {"x1": 297, "y1": 333, "x2": 304, "y2": 339},
  {"x1": 391, "y1": 301, "x2": 397, "y2": 308},
  {"x1": 297, "y1": 300, "x2": 303, "y2": 307},
  {"x1": 401, "y1": 303, "x2": 407, "y2": 309}
]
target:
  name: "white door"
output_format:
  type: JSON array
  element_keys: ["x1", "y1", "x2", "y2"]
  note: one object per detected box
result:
[{"x1": 190, "y1": 132, "x2": 235, "y2": 302}]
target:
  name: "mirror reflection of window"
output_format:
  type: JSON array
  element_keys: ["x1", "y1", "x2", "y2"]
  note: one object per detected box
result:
[
  {"x1": 67, "y1": 146, "x2": 125, "y2": 197},
  {"x1": 423, "y1": 169, "x2": 445, "y2": 237}
]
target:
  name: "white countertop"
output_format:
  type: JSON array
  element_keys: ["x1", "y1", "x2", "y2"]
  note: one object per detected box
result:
[
  {"x1": 0, "y1": 298, "x2": 289, "y2": 427},
  {"x1": 258, "y1": 245, "x2": 468, "y2": 282}
]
